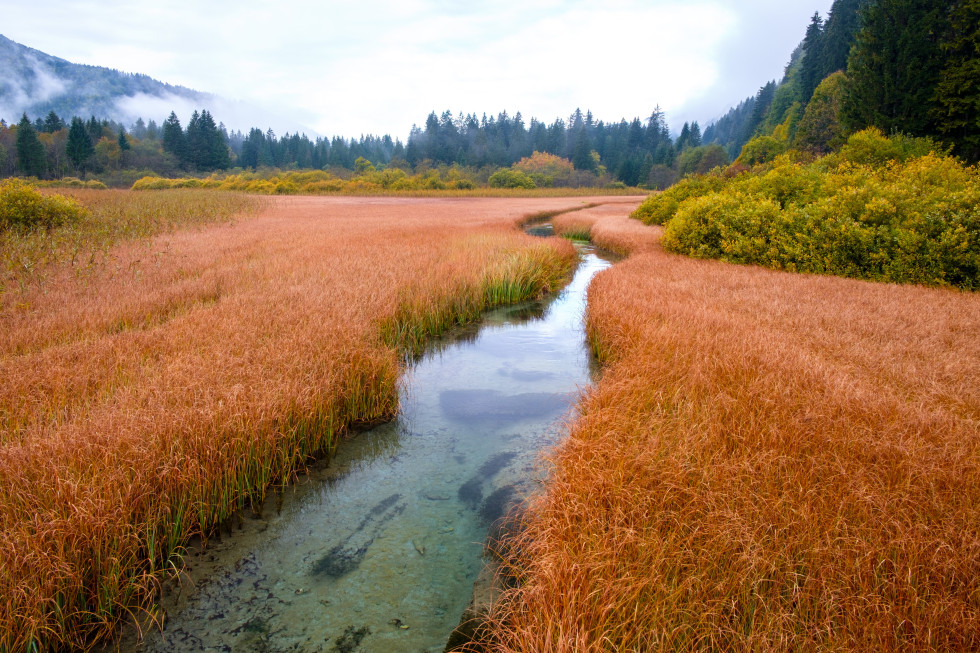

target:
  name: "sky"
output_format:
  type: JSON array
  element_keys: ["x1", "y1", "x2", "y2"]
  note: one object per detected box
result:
[{"x1": 3, "y1": 0, "x2": 834, "y2": 139}]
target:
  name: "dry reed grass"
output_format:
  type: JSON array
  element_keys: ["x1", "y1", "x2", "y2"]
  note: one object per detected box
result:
[
  {"x1": 490, "y1": 208, "x2": 980, "y2": 651},
  {"x1": 1, "y1": 189, "x2": 256, "y2": 298},
  {"x1": 0, "y1": 194, "x2": 625, "y2": 650}
]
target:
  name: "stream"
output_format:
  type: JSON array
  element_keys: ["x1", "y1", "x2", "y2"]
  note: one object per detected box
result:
[{"x1": 130, "y1": 238, "x2": 612, "y2": 653}]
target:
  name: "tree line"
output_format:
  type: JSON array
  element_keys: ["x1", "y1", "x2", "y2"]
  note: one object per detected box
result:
[
  {"x1": 403, "y1": 107, "x2": 683, "y2": 187},
  {"x1": 0, "y1": 110, "x2": 406, "y2": 182},
  {"x1": 2, "y1": 103, "x2": 725, "y2": 188}
]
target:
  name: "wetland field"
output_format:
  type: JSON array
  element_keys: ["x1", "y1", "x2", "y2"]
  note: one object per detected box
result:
[
  {"x1": 0, "y1": 191, "x2": 632, "y2": 650},
  {"x1": 2, "y1": 189, "x2": 979, "y2": 652}
]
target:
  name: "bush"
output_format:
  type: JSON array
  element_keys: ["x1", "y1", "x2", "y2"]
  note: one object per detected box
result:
[
  {"x1": 825, "y1": 127, "x2": 942, "y2": 168},
  {"x1": 488, "y1": 168, "x2": 537, "y2": 189},
  {"x1": 631, "y1": 173, "x2": 727, "y2": 225},
  {"x1": 0, "y1": 179, "x2": 88, "y2": 231},
  {"x1": 736, "y1": 135, "x2": 787, "y2": 166},
  {"x1": 132, "y1": 176, "x2": 174, "y2": 190},
  {"x1": 646, "y1": 130, "x2": 980, "y2": 289}
]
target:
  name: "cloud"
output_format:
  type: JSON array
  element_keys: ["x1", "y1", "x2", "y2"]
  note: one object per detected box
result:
[
  {"x1": 0, "y1": 52, "x2": 68, "y2": 120},
  {"x1": 113, "y1": 92, "x2": 319, "y2": 136},
  {"x1": 671, "y1": 0, "x2": 836, "y2": 127},
  {"x1": 3, "y1": 0, "x2": 837, "y2": 137}
]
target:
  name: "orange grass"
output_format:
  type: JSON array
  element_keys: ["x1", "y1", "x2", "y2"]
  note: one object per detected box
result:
[
  {"x1": 489, "y1": 210, "x2": 980, "y2": 651},
  {"x1": 0, "y1": 194, "x2": 634, "y2": 650}
]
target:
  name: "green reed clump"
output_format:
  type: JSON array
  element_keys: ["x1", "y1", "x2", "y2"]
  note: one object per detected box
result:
[{"x1": 379, "y1": 237, "x2": 576, "y2": 359}]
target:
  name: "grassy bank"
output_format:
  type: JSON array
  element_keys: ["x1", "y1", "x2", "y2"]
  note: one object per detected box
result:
[
  {"x1": 0, "y1": 195, "x2": 591, "y2": 650},
  {"x1": 489, "y1": 210, "x2": 980, "y2": 650}
]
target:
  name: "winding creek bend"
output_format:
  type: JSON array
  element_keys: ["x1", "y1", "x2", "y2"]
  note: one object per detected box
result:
[{"x1": 129, "y1": 241, "x2": 613, "y2": 653}]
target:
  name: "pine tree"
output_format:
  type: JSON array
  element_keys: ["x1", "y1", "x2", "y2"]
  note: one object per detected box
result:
[
  {"x1": 117, "y1": 128, "x2": 130, "y2": 151},
  {"x1": 16, "y1": 114, "x2": 47, "y2": 177},
  {"x1": 66, "y1": 117, "x2": 94, "y2": 172}
]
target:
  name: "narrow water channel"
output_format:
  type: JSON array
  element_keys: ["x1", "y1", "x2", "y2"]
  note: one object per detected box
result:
[{"x1": 132, "y1": 242, "x2": 612, "y2": 653}]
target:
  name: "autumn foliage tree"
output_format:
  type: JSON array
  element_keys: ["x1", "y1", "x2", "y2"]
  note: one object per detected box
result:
[
  {"x1": 794, "y1": 71, "x2": 848, "y2": 153},
  {"x1": 512, "y1": 151, "x2": 575, "y2": 186}
]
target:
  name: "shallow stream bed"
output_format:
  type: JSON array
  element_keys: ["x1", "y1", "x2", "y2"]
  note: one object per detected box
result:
[{"x1": 130, "y1": 244, "x2": 612, "y2": 653}]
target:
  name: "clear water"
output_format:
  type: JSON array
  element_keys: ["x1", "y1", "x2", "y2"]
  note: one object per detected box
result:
[{"x1": 132, "y1": 247, "x2": 611, "y2": 653}]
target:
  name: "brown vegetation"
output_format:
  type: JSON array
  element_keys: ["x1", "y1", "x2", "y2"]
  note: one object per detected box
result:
[
  {"x1": 491, "y1": 209, "x2": 980, "y2": 650},
  {"x1": 0, "y1": 193, "x2": 610, "y2": 650}
]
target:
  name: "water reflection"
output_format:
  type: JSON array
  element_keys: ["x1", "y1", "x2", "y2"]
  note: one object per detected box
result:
[{"x1": 132, "y1": 248, "x2": 612, "y2": 653}]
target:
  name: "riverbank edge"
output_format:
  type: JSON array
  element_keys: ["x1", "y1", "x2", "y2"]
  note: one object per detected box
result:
[{"x1": 443, "y1": 205, "x2": 651, "y2": 652}]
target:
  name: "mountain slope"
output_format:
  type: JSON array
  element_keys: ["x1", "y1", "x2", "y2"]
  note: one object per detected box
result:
[
  {"x1": 0, "y1": 34, "x2": 315, "y2": 135},
  {"x1": 0, "y1": 34, "x2": 211, "y2": 123}
]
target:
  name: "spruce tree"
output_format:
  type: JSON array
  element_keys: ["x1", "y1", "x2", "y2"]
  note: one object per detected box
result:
[
  {"x1": 676, "y1": 122, "x2": 691, "y2": 151},
  {"x1": 66, "y1": 117, "x2": 94, "y2": 172},
  {"x1": 799, "y1": 12, "x2": 826, "y2": 105},
  {"x1": 843, "y1": 0, "x2": 949, "y2": 135},
  {"x1": 161, "y1": 111, "x2": 187, "y2": 167},
  {"x1": 16, "y1": 114, "x2": 47, "y2": 178},
  {"x1": 689, "y1": 122, "x2": 702, "y2": 148},
  {"x1": 198, "y1": 110, "x2": 230, "y2": 170},
  {"x1": 571, "y1": 128, "x2": 596, "y2": 172},
  {"x1": 933, "y1": 0, "x2": 980, "y2": 161},
  {"x1": 185, "y1": 110, "x2": 202, "y2": 168},
  {"x1": 747, "y1": 82, "x2": 777, "y2": 140},
  {"x1": 820, "y1": 0, "x2": 870, "y2": 77},
  {"x1": 86, "y1": 116, "x2": 103, "y2": 143},
  {"x1": 42, "y1": 110, "x2": 65, "y2": 133}
]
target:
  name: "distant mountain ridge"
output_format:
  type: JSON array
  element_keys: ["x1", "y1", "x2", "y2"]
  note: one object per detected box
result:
[
  {"x1": 0, "y1": 34, "x2": 211, "y2": 122},
  {"x1": 0, "y1": 34, "x2": 316, "y2": 135}
]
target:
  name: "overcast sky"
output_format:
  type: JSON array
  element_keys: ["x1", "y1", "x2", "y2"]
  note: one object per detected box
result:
[{"x1": 3, "y1": 0, "x2": 833, "y2": 139}]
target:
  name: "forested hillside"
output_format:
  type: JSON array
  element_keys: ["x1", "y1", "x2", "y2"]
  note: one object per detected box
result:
[
  {"x1": 632, "y1": 0, "x2": 980, "y2": 291},
  {"x1": 704, "y1": 0, "x2": 980, "y2": 164}
]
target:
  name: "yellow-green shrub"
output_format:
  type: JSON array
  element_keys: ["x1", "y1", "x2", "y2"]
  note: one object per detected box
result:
[
  {"x1": 630, "y1": 173, "x2": 727, "y2": 224},
  {"x1": 131, "y1": 176, "x2": 174, "y2": 190},
  {"x1": 643, "y1": 130, "x2": 980, "y2": 289},
  {"x1": 0, "y1": 179, "x2": 89, "y2": 231}
]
